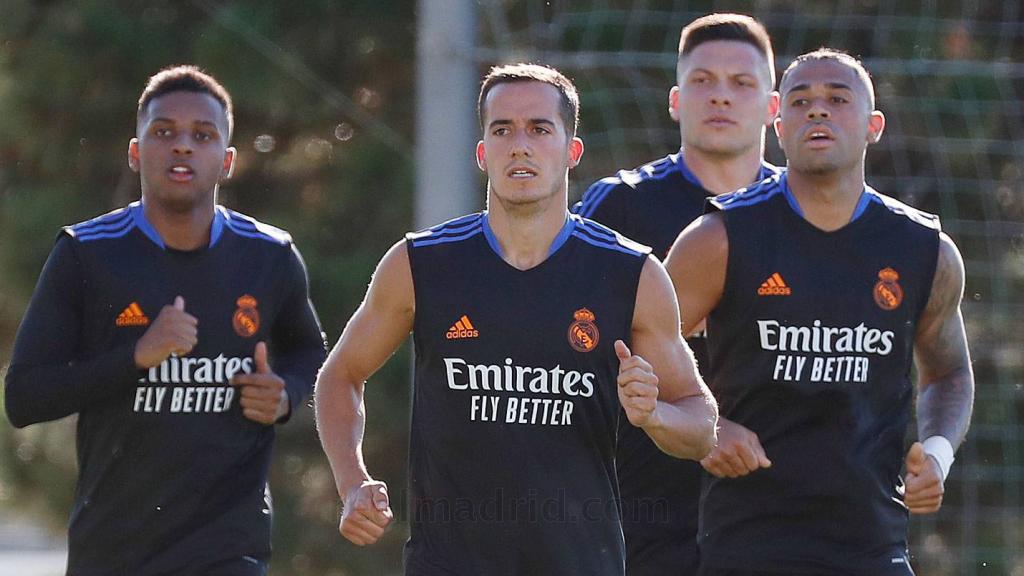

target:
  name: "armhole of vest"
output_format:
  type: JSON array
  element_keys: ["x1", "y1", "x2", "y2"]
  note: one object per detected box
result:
[
  {"x1": 623, "y1": 254, "x2": 649, "y2": 347},
  {"x1": 913, "y1": 229, "x2": 943, "y2": 324},
  {"x1": 718, "y1": 211, "x2": 739, "y2": 315},
  {"x1": 405, "y1": 237, "x2": 426, "y2": 344}
]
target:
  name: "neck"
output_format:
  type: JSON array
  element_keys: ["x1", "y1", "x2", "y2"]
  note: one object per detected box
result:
[
  {"x1": 486, "y1": 193, "x2": 568, "y2": 271},
  {"x1": 683, "y1": 144, "x2": 766, "y2": 195},
  {"x1": 786, "y1": 164, "x2": 866, "y2": 232},
  {"x1": 142, "y1": 197, "x2": 216, "y2": 251}
]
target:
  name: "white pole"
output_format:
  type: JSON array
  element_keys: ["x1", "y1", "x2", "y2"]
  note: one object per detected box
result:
[{"x1": 415, "y1": 0, "x2": 479, "y2": 228}]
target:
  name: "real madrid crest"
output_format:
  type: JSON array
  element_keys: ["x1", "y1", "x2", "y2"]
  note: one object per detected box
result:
[
  {"x1": 233, "y1": 294, "x2": 260, "y2": 337},
  {"x1": 568, "y1": 308, "x2": 600, "y2": 352},
  {"x1": 873, "y1": 268, "x2": 903, "y2": 310}
]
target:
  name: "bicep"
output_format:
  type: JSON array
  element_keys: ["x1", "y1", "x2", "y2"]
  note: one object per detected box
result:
[
  {"x1": 630, "y1": 257, "x2": 702, "y2": 402},
  {"x1": 914, "y1": 233, "x2": 970, "y2": 382},
  {"x1": 322, "y1": 241, "x2": 415, "y2": 386},
  {"x1": 664, "y1": 213, "x2": 727, "y2": 337}
]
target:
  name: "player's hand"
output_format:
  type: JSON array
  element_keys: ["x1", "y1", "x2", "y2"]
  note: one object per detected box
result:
[
  {"x1": 133, "y1": 296, "x2": 198, "y2": 368},
  {"x1": 340, "y1": 480, "x2": 393, "y2": 546},
  {"x1": 904, "y1": 442, "x2": 944, "y2": 514},
  {"x1": 700, "y1": 417, "x2": 771, "y2": 478},
  {"x1": 615, "y1": 340, "x2": 660, "y2": 429},
  {"x1": 230, "y1": 342, "x2": 289, "y2": 424}
]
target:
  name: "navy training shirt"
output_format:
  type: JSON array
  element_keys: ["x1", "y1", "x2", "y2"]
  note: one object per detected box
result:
[
  {"x1": 403, "y1": 212, "x2": 650, "y2": 576},
  {"x1": 5, "y1": 201, "x2": 327, "y2": 576},
  {"x1": 573, "y1": 151, "x2": 778, "y2": 575},
  {"x1": 699, "y1": 173, "x2": 940, "y2": 575}
]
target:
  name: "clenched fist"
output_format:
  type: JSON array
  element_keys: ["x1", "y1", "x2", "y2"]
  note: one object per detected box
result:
[
  {"x1": 616, "y1": 340, "x2": 661, "y2": 428},
  {"x1": 340, "y1": 480, "x2": 393, "y2": 546},
  {"x1": 134, "y1": 296, "x2": 198, "y2": 368},
  {"x1": 904, "y1": 442, "x2": 944, "y2": 514},
  {"x1": 230, "y1": 342, "x2": 289, "y2": 424},
  {"x1": 700, "y1": 418, "x2": 771, "y2": 478}
]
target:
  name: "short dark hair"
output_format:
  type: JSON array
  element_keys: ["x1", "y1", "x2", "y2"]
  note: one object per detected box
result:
[
  {"x1": 678, "y1": 13, "x2": 776, "y2": 86},
  {"x1": 477, "y1": 63, "x2": 580, "y2": 136},
  {"x1": 780, "y1": 48, "x2": 875, "y2": 108},
  {"x1": 137, "y1": 65, "x2": 234, "y2": 139}
]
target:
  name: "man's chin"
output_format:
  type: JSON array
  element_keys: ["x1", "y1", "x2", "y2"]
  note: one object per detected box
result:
[
  {"x1": 793, "y1": 159, "x2": 840, "y2": 176},
  {"x1": 144, "y1": 187, "x2": 212, "y2": 213},
  {"x1": 686, "y1": 137, "x2": 756, "y2": 158}
]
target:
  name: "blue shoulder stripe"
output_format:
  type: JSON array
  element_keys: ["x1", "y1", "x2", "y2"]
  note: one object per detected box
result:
[
  {"x1": 407, "y1": 213, "x2": 485, "y2": 247},
  {"x1": 575, "y1": 178, "x2": 619, "y2": 218},
  {"x1": 220, "y1": 207, "x2": 292, "y2": 245},
  {"x1": 67, "y1": 205, "x2": 137, "y2": 243},
  {"x1": 709, "y1": 173, "x2": 785, "y2": 211},
  {"x1": 575, "y1": 153, "x2": 685, "y2": 218},
  {"x1": 570, "y1": 215, "x2": 650, "y2": 257},
  {"x1": 864, "y1": 188, "x2": 941, "y2": 230},
  {"x1": 618, "y1": 155, "x2": 680, "y2": 187}
]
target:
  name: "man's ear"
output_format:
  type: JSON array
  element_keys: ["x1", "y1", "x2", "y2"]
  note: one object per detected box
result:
[
  {"x1": 766, "y1": 91, "x2": 781, "y2": 125},
  {"x1": 773, "y1": 115, "x2": 786, "y2": 153},
  {"x1": 867, "y1": 110, "x2": 885, "y2": 145},
  {"x1": 476, "y1": 140, "x2": 487, "y2": 172},
  {"x1": 568, "y1": 137, "x2": 584, "y2": 168},
  {"x1": 222, "y1": 146, "x2": 237, "y2": 179},
  {"x1": 128, "y1": 138, "x2": 140, "y2": 173},
  {"x1": 668, "y1": 86, "x2": 681, "y2": 123}
]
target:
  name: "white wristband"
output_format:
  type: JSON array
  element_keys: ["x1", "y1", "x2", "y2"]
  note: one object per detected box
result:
[{"x1": 922, "y1": 436, "x2": 955, "y2": 481}]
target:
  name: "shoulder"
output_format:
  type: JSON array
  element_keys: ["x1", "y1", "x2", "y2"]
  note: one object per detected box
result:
[
  {"x1": 405, "y1": 212, "x2": 485, "y2": 248},
  {"x1": 863, "y1": 188, "x2": 942, "y2": 231},
  {"x1": 664, "y1": 210, "x2": 727, "y2": 277},
  {"x1": 569, "y1": 214, "x2": 651, "y2": 258},
  {"x1": 575, "y1": 154, "x2": 681, "y2": 217},
  {"x1": 707, "y1": 172, "x2": 786, "y2": 213},
  {"x1": 218, "y1": 206, "x2": 294, "y2": 246},
  {"x1": 62, "y1": 204, "x2": 136, "y2": 244},
  {"x1": 930, "y1": 232, "x2": 965, "y2": 299}
]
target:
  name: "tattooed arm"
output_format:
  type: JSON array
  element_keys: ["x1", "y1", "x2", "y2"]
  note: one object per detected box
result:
[
  {"x1": 904, "y1": 232, "x2": 975, "y2": 514},
  {"x1": 915, "y1": 232, "x2": 974, "y2": 447}
]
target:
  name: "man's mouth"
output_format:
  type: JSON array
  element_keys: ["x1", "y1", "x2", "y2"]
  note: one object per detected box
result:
[
  {"x1": 507, "y1": 167, "x2": 537, "y2": 179},
  {"x1": 705, "y1": 116, "x2": 736, "y2": 127},
  {"x1": 168, "y1": 165, "x2": 195, "y2": 182}
]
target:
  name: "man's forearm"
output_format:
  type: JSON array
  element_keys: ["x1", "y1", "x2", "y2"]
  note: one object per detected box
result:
[
  {"x1": 315, "y1": 376, "x2": 374, "y2": 498},
  {"x1": 917, "y1": 366, "x2": 974, "y2": 449},
  {"x1": 5, "y1": 343, "x2": 140, "y2": 428},
  {"x1": 643, "y1": 393, "x2": 718, "y2": 460}
]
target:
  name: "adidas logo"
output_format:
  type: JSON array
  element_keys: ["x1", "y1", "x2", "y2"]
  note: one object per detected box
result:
[
  {"x1": 757, "y1": 272, "x2": 792, "y2": 296},
  {"x1": 446, "y1": 315, "x2": 479, "y2": 339},
  {"x1": 116, "y1": 302, "x2": 150, "y2": 326}
]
